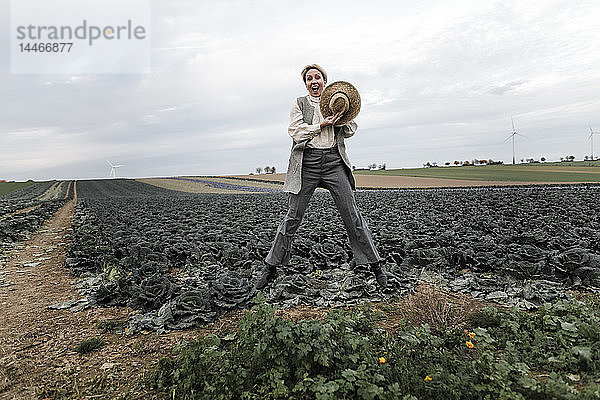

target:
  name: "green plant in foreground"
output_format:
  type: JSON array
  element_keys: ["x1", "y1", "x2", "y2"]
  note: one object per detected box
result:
[
  {"x1": 74, "y1": 337, "x2": 105, "y2": 354},
  {"x1": 97, "y1": 319, "x2": 128, "y2": 333},
  {"x1": 152, "y1": 296, "x2": 600, "y2": 400},
  {"x1": 154, "y1": 297, "x2": 393, "y2": 399}
]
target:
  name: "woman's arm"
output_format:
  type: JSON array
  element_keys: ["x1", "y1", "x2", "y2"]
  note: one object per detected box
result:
[
  {"x1": 340, "y1": 120, "x2": 358, "y2": 138},
  {"x1": 288, "y1": 101, "x2": 320, "y2": 143}
]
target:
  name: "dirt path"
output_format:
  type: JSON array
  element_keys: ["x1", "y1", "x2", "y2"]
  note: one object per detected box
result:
[
  {"x1": 0, "y1": 182, "x2": 200, "y2": 399},
  {"x1": 63, "y1": 181, "x2": 73, "y2": 200},
  {"x1": 37, "y1": 181, "x2": 64, "y2": 202}
]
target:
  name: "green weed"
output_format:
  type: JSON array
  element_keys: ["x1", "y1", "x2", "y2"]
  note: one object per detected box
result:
[
  {"x1": 151, "y1": 295, "x2": 600, "y2": 399},
  {"x1": 74, "y1": 337, "x2": 105, "y2": 354},
  {"x1": 97, "y1": 319, "x2": 128, "y2": 333}
]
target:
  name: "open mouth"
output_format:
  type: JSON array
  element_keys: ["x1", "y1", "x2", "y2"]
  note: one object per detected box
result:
[{"x1": 311, "y1": 83, "x2": 320, "y2": 93}]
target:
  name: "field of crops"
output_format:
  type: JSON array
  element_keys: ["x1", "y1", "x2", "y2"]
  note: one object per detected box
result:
[
  {"x1": 138, "y1": 176, "x2": 284, "y2": 194},
  {"x1": 58, "y1": 179, "x2": 600, "y2": 333},
  {"x1": 355, "y1": 164, "x2": 600, "y2": 183},
  {"x1": 3, "y1": 178, "x2": 600, "y2": 398},
  {"x1": 0, "y1": 181, "x2": 73, "y2": 255}
]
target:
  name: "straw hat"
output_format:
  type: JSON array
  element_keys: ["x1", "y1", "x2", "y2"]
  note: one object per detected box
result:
[{"x1": 320, "y1": 81, "x2": 361, "y2": 125}]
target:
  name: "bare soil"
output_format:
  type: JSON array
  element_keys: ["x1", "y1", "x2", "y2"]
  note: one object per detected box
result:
[{"x1": 227, "y1": 173, "x2": 566, "y2": 188}]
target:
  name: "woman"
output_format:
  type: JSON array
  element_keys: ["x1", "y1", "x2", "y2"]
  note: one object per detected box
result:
[{"x1": 255, "y1": 64, "x2": 387, "y2": 290}]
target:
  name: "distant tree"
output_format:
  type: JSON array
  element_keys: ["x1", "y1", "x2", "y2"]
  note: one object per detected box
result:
[
  {"x1": 352, "y1": 165, "x2": 356, "y2": 171},
  {"x1": 264, "y1": 166, "x2": 271, "y2": 174},
  {"x1": 369, "y1": 163, "x2": 377, "y2": 170},
  {"x1": 463, "y1": 160, "x2": 470, "y2": 166},
  {"x1": 480, "y1": 159, "x2": 488, "y2": 164},
  {"x1": 424, "y1": 162, "x2": 432, "y2": 168},
  {"x1": 445, "y1": 162, "x2": 450, "y2": 166},
  {"x1": 568, "y1": 155, "x2": 575, "y2": 162},
  {"x1": 541, "y1": 157, "x2": 546, "y2": 162},
  {"x1": 256, "y1": 167, "x2": 263, "y2": 174},
  {"x1": 271, "y1": 166, "x2": 276, "y2": 174},
  {"x1": 454, "y1": 160, "x2": 461, "y2": 166},
  {"x1": 378, "y1": 163, "x2": 386, "y2": 170},
  {"x1": 560, "y1": 157, "x2": 564, "y2": 162}
]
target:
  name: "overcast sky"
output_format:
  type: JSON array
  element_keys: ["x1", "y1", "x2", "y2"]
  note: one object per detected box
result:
[{"x1": 2, "y1": 0, "x2": 600, "y2": 181}]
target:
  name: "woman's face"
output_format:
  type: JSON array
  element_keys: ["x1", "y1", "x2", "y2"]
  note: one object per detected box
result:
[{"x1": 305, "y1": 68, "x2": 326, "y2": 97}]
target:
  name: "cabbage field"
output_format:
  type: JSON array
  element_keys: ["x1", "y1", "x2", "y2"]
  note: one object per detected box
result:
[
  {"x1": 3, "y1": 178, "x2": 600, "y2": 398},
  {"x1": 0, "y1": 181, "x2": 73, "y2": 254},
  {"x1": 58, "y1": 179, "x2": 600, "y2": 333}
]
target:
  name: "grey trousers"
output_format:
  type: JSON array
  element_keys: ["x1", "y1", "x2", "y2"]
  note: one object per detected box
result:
[{"x1": 265, "y1": 146, "x2": 383, "y2": 266}]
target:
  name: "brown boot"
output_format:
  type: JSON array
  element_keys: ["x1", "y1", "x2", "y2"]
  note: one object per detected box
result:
[
  {"x1": 370, "y1": 261, "x2": 388, "y2": 288},
  {"x1": 255, "y1": 263, "x2": 277, "y2": 290}
]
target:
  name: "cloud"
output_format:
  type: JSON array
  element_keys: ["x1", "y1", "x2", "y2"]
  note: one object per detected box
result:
[{"x1": 1, "y1": 0, "x2": 600, "y2": 180}]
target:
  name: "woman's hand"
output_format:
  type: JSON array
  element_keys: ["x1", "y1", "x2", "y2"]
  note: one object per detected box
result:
[{"x1": 320, "y1": 112, "x2": 343, "y2": 129}]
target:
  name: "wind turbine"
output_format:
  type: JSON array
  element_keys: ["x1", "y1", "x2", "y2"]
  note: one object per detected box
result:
[
  {"x1": 588, "y1": 125, "x2": 600, "y2": 161},
  {"x1": 504, "y1": 117, "x2": 526, "y2": 165},
  {"x1": 107, "y1": 160, "x2": 124, "y2": 178}
]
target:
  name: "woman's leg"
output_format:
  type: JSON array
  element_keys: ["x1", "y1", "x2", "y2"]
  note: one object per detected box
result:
[
  {"x1": 320, "y1": 152, "x2": 383, "y2": 265},
  {"x1": 264, "y1": 179, "x2": 319, "y2": 266},
  {"x1": 257, "y1": 151, "x2": 321, "y2": 289},
  {"x1": 321, "y1": 155, "x2": 387, "y2": 286}
]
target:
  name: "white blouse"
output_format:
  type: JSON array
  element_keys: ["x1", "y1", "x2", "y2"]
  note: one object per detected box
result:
[{"x1": 288, "y1": 94, "x2": 357, "y2": 148}]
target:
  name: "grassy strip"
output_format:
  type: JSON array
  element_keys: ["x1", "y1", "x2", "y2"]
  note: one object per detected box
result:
[
  {"x1": 152, "y1": 295, "x2": 600, "y2": 399},
  {"x1": 355, "y1": 164, "x2": 600, "y2": 182},
  {"x1": 0, "y1": 181, "x2": 34, "y2": 196}
]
